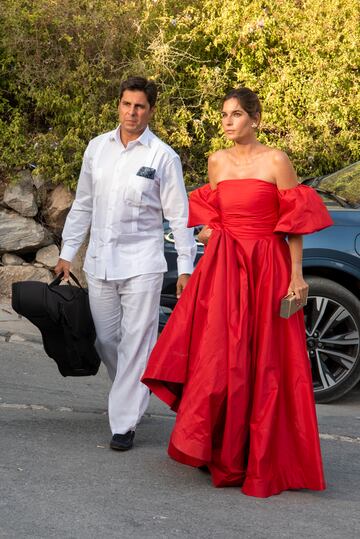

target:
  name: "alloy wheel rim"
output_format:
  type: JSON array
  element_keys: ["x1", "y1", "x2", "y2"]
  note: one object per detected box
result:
[{"x1": 304, "y1": 296, "x2": 360, "y2": 394}]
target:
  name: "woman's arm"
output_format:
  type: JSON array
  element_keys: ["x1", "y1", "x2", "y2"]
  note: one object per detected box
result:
[
  {"x1": 272, "y1": 150, "x2": 308, "y2": 304},
  {"x1": 287, "y1": 235, "x2": 309, "y2": 304},
  {"x1": 197, "y1": 152, "x2": 222, "y2": 245}
]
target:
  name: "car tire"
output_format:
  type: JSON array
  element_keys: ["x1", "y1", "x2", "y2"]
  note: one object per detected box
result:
[{"x1": 305, "y1": 276, "x2": 360, "y2": 403}]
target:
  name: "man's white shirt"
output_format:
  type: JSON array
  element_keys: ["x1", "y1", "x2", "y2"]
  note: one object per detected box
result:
[{"x1": 60, "y1": 126, "x2": 196, "y2": 279}]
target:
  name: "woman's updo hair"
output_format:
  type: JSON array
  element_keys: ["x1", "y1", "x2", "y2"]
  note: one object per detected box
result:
[{"x1": 222, "y1": 87, "x2": 262, "y2": 121}]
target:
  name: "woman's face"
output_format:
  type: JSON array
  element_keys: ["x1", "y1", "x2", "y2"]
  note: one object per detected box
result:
[{"x1": 221, "y1": 98, "x2": 256, "y2": 142}]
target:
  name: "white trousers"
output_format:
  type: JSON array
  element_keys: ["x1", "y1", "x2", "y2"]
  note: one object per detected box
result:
[{"x1": 87, "y1": 273, "x2": 163, "y2": 435}]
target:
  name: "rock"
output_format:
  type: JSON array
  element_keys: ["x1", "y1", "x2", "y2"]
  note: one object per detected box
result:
[
  {"x1": 3, "y1": 170, "x2": 38, "y2": 217},
  {"x1": 35, "y1": 244, "x2": 60, "y2": 269},
  {"x1": 9, "y1": 334, "x2": 25, "y2": 342},
  {"x1": 32, "y1": 171, "x2": 52, "y2": 209},
  {"x1": 2, "y1": 253, "x2": 25, "y2": 266},
  {"x1": 0, "y1": 179, "x2": 8, "y2": 204},
  {"x1": 35, "y1": 185, "x2": 48, "y2": 210},
  {"x1": 0, "y1": 209, "x2": 53, "y2": 254},
  {"x1": 64, "y1": 235, "x2": 89, "y2": 288},
  {"x1": 34, "y1": 262, "x2": 44, "y2": 267},
  {"x1": 32, "y1": 171, "x2": 46, "y2": 190},
  {"x1": 0, "y1": 266, "x2": 53, "y2": 298},
  {"x1": 43, "y1": 184, "x2": 74, "y2": 234}
]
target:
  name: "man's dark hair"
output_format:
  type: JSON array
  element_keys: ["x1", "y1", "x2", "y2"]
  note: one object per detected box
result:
[
  {"x1": 119, "y1": 76, "x2": 158, "y2": 108},
  {"x1": 223, "y1": 87, "x2": 262, "y2": 121}
]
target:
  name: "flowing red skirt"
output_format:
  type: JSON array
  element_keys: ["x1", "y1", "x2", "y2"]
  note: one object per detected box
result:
[{"x1": 142, "y1": 181, "x2": 327, "y2": 497}]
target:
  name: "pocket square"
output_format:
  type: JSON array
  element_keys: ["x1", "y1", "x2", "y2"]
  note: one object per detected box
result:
[{"x1": 136, "y1": 166, "x2": 156, "y2": 179}]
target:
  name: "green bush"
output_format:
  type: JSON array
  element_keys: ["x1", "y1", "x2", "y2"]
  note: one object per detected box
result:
[
  {"x1": 1, "y1": 0, "x2": 359, "y2": 199},
  {"x1": 0, "y1": 0, "x2": 141, "y2": 188}
]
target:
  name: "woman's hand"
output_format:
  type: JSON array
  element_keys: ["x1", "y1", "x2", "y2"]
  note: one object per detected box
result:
[
  {"x1": 286, "y1": 235, "x2": 307, "y2": 306},
  {"x1": 197, "y1": 225, "x2": 213, "y2": 245},
  {"x1": 287, "y1": 274, "x2": 309, "y2": 306}
]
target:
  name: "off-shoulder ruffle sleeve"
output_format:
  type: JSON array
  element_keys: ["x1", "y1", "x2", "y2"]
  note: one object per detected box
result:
[
  {"x1": 274, "y1": 184, "x2": 334, "y2": 235},
  {"x1": 188, "y1": 184, "x2": 220, "y2": 228}
]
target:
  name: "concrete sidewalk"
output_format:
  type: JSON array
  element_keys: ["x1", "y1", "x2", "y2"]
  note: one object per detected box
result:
[{"x1": 0, "y1": 296, "x2": 41, "y2": 344}]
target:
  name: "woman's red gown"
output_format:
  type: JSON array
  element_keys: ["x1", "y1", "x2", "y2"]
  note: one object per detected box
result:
[{"x1": 142, "y1": 179, "x2": 333, "y2": 498}]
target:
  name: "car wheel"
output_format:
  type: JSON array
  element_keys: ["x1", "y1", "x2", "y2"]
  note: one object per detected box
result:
[{"x1": 304, "y1": 276, "x2": 360, "y2": 403}]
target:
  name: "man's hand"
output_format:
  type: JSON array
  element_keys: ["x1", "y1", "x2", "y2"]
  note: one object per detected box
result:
[
  {"x1": 176, "y1": 273, "x2": 191, "y2": 299},
  {"x1": 54, "y1": 258, "x2": 71, "y2": 281}
]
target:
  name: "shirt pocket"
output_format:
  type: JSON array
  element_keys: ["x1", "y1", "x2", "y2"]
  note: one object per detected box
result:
[{"x1": 123, "y1": 174, "x2": 155, "y2": 207}]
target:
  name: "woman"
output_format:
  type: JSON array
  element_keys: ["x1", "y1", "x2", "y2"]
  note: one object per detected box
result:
[{"x1": 142, "y1": 88, "x2": 332, "y2": 497}]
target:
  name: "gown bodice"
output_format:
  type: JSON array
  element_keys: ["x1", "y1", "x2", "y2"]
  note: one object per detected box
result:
[
  {"x1": 188, "y1": 178, "x2": 333, "y2": 238},
  {"x1": 217, "y1": 179, "x2": 279, "y2": 238}
]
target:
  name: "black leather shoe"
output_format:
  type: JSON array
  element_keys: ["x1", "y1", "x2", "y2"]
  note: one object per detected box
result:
[{"x1": 110, "y1": 431, "x2": 135, "y2": 451}]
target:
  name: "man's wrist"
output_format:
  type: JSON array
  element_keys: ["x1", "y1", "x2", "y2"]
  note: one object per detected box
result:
[
  {"x1": 177, "y1": 261, "x2": 194, "y2": 275},
  {"x1": 59, "y1": 245, "x2": 77, "y2": 263}
]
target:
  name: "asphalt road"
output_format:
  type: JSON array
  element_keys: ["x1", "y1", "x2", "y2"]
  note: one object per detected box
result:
[{"x1": 1, "y1": 340, "x2": 360, "y2": 539}]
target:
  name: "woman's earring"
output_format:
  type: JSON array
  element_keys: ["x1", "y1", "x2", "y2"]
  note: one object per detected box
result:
[{"x1": 251, "y1": 123, "x2": 257, "y2": 129}]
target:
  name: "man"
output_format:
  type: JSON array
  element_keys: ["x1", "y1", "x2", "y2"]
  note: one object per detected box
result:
[{"x1": 55, "y1": 76, "x2": 196, "y2": 451}]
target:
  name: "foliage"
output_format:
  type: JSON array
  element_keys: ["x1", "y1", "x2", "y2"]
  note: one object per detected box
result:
[
  {"x1": 0, "y1": 0, "x2": 359, "y2": 199},
  {"x1": 0, "y1": 0, "x2": 140, "y2": 188}
]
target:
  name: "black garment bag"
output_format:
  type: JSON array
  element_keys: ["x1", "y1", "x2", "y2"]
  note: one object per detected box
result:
[{"x1": 11, "y1": 272, "x2": 101, "y2": 376}]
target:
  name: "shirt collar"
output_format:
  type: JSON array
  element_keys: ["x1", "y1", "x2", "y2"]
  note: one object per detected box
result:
[{"x1": 109, "y1": 125, "x2": 152, "y2": 148}]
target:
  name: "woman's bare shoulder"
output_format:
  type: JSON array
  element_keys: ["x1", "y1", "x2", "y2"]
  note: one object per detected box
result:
[
  {"x1": 208, "y1": 149, "x2": 230, "y2": 165},
  {"x1": 208, "y1": 150, "x2": 229, "y2": 187},
  {"x1": 265, "y1": 148, "x2": 297, "y2": 186},
  {"x1": 266, "y1": 147, "x2": 292, "y2": 165}
]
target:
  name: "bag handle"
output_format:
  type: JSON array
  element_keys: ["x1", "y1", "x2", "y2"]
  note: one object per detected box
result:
[{"x1": 49, "y1": 272, "x2": 84, "y2": 290}]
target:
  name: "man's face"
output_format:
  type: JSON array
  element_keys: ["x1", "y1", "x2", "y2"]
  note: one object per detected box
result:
[{"x1": 118, "y1": 90, "x2": 154, "y2": 137}]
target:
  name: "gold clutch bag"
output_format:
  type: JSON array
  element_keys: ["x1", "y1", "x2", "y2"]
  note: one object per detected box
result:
[{"x1": 280, "y1": 293, "x2": 308, "y2": 319}]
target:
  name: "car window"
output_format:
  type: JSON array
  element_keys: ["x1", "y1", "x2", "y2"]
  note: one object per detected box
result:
[
  {"x1": 319, "y1": 161, "x2": 360, "y2": 206},
  {"x1": 318, "y1": 192, "x2": 345, "y2": 208}
]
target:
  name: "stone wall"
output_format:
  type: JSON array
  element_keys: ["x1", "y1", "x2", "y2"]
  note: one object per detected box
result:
[{"x1": 0, "y1": 171, "x2": 87, "y2": 297}]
